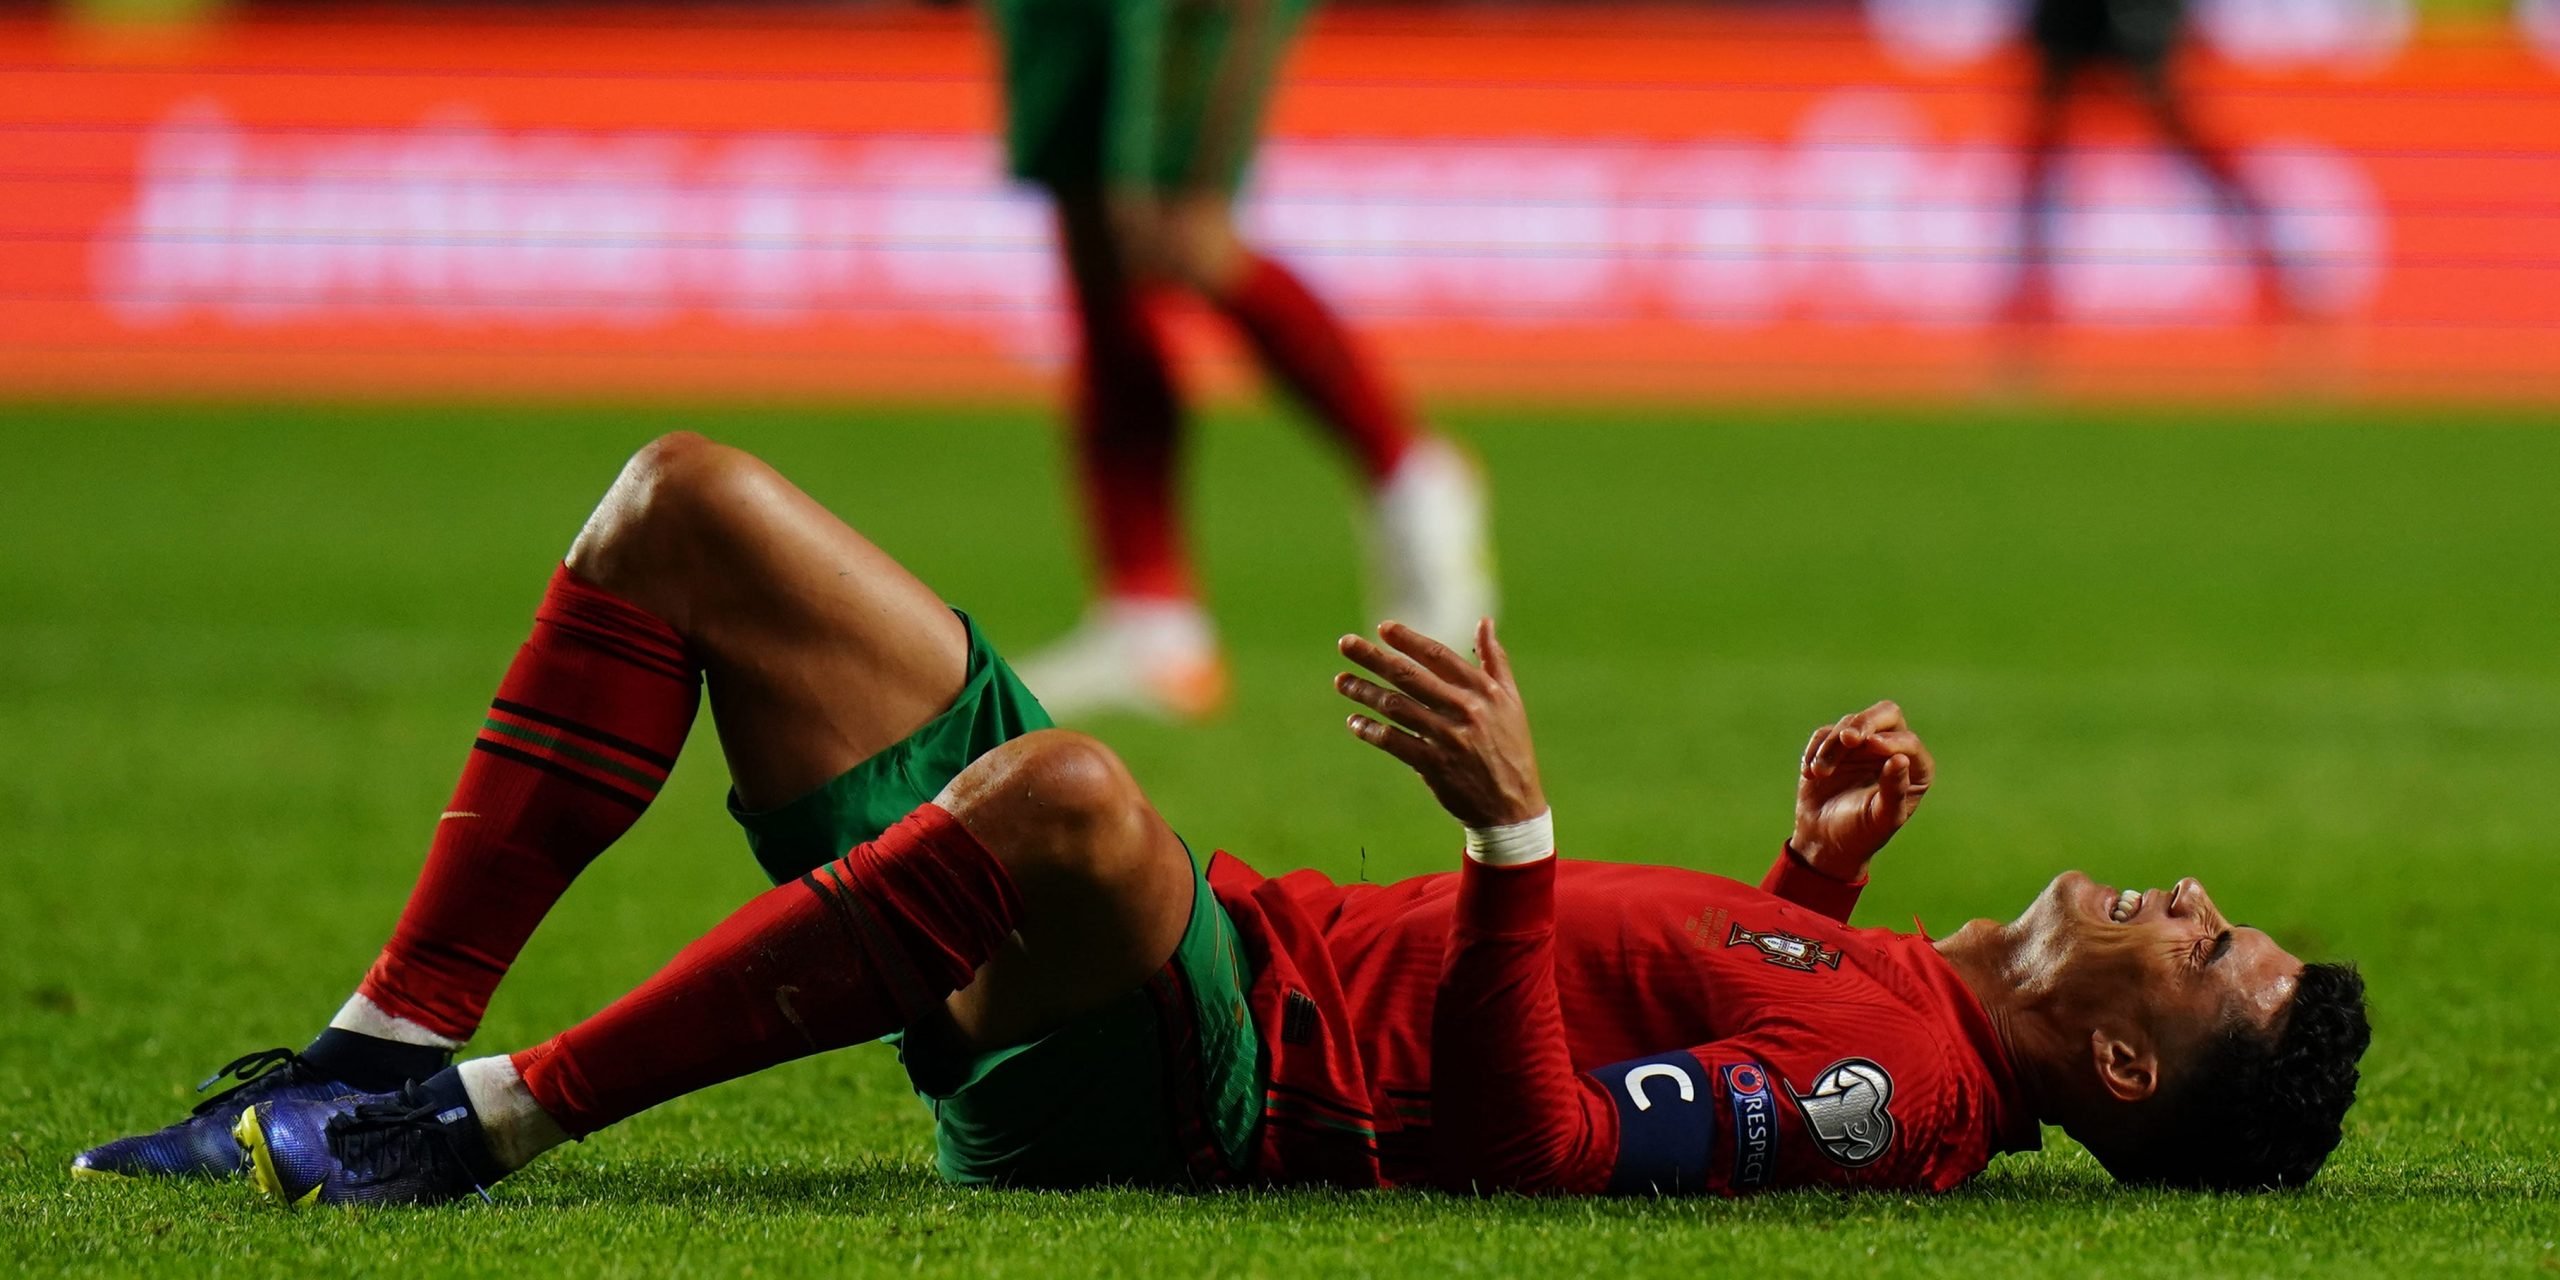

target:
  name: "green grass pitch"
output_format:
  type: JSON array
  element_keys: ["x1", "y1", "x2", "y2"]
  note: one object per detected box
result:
[{"x1": 3, "y1": 402, "x2": 2556, "y2": 1276}]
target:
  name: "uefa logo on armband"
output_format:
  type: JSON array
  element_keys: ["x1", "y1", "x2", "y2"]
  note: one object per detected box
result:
[{"x1": 1724, "y1": 1063, "x2": 1777, "y2": 1190}]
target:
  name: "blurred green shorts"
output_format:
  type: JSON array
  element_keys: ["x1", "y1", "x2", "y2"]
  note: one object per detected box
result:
[
  {"x1": 728, "y1": 610, "x2": 1261, "y2": 1186},
  {"x1": 990, "y1": 0, "x2": 1316, "y2": 193}
]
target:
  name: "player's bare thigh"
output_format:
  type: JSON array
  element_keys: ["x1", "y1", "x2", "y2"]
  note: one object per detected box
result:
[
  {"x1": 1059, "y1": 182, "x2": 1245, "y2": 297},
  {"x1": 926, "y1": 730, "x2": 1195, "y2": 1055},
  {"x1": 566, "y1": 431, "x2": 969, "y2": 810},
  {"x1": 1154, "y1": 193, "x2": 1247, "y2": 295}
]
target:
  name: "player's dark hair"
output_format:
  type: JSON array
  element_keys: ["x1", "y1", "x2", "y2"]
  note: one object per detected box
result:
[{"x1": 2099, "y1": 961, "x2": 2370, "y2": 1191}]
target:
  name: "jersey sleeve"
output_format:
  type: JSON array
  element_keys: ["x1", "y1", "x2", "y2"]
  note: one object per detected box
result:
[
  {"x1": 1758, "y1": 841, "x2": 1866, "y2": 923},
  {"x1": 1426, "y1": 856, "x2": 1618, "y2": 1193}
]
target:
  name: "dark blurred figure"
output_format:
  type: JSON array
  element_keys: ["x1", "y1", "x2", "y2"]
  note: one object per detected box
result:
[{"x1": 2011, "y1": 0, "x2": 2291, "y2": 323}]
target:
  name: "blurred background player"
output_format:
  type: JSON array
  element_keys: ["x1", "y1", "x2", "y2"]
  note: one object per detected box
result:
[
  {"x1": 2010, "y1": 0, "x2": 2293, "y2": 324},
  {"x1": 990, "y1": 0, "x2": 1496, "y2": 721}
]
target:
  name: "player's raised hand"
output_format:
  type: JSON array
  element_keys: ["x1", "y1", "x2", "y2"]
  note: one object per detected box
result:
[
  {"x1": 1335, "y1": 618, "x2": 1547, "y2": 829},
  {"x1": 1792, "y1": 700, "x2": 1935, "y2": 882}
]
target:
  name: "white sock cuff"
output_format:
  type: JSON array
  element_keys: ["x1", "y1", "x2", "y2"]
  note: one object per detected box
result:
[
  {"x1": 1463, "y1": 809, "x2": 1555, "y2": 867},
  {"x1": 457, "y1": 1055, "x2": 570, "y2": 1173},
  {"x1": 330, "y1": 993, "x2": 466, "y2": 1052}
]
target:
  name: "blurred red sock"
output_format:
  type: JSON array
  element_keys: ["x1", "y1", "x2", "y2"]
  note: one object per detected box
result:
[
  {"x1": 355, "y1": 565, "x2": 700, "y2": 1042},
  {"x1": 1217, "y1": 252, "x2": 1418, "y2": 483},
  {"x1": 512, "y1": 805, "x2": 1020, "y2": 1136},
  {"x1": 1073, "y1": 281, "x2": 1194, "y2": 602}
]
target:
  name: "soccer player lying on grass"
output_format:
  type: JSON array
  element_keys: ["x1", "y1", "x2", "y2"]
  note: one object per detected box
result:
[{"x1": 73, "y1": 433, "x2": 2368, "y2": 1203}]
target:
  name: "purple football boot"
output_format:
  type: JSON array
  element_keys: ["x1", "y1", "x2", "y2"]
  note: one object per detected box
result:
[{"x1": 72, "y1": 1049, "x2": 362, "y2": 1180}]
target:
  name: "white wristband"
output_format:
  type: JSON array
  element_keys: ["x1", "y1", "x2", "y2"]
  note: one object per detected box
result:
[{"x1": 1464, "y1": 809, "x2": 1555, "y2": 867}]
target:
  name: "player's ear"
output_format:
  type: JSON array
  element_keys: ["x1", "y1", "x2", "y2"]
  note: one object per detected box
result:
[{"x1": 2089, "y1": 1029, "x2": 2158, "y2": 1104}]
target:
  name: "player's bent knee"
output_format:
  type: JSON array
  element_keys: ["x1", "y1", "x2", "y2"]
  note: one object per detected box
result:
[
  {"x1": 618, "y1": 431, "x2": 762, "y2": 530},
  {"x1": 568, "y1": 431, "x2": 768, "y2": 595},
  {"x1": 944, "y1": 731, "x2": 1160, "y2": 889},
  {"x1": 991, "y1": 730, "x2": 1143, "y2": 838}
]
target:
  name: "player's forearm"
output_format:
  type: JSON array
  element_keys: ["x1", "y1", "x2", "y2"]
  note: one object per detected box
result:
[
  {"x1": 1760, "y1": 840, "x2": 1868, "y2": 923},
  {"x1": 1429, "y1": 856, "x2": 1612, "y2": 1194}
]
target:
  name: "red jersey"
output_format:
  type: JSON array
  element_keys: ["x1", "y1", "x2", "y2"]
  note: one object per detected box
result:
[{"x1": 1205, "y1": 846, "x2": 2039, "y2": 1195}]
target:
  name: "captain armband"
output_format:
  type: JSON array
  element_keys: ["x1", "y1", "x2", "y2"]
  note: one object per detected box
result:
[{"x1": 1596, "y1": 1050, "x2": 1713, "y2": 1195}]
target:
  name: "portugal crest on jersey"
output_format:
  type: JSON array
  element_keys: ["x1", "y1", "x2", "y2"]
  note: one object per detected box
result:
[
  {"x1": 1726, "y1": 921, "x2": 1843, "y2": 972},
  {"x1": 1787, "y1": 1058, "x2": 1897, "y2": 1167}
]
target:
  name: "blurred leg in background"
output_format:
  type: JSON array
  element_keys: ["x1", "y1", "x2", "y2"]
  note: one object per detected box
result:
[
  {"x1": 1039, "y1": 185, "x2": 1230, "y2": 720},
  {"x1": 1000, "y1": 0, "x2": 1495, "y2": 721},
  {"x1": 2009, "y1": 0, "x2": 2291, "y2": 331},
  {"x1": 2127, "y1": 46, "x2": 2293, "y2": 318},
  {"x1": 2011, "y1": 35, "x2": 2079, "y2": 328}
]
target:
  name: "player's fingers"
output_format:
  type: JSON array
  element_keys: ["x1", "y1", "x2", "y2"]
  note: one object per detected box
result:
[
  {"x1": 1346, "y1": 713, "x2": 1432, "y2": 769},
  {"x1": 1850, "y1": 699, "x2": 1906, "y2": 733},
  {"x1": 1876, "y1": 754, "x2": 1914, "y2": 824},
  {"x1": 1340, "y1": 633, "x2": 1457, "y2": 709},
  {"x1": 1476, "y1": 618, "x2": 1517, "y2": 692},
  {"x1": 1802, "y1": 725, "x2": 1836, "y2": 776},
  {"x1": 1335, "y1": 672, "x2": 1447, "y2": 735},
  {"x1": 1812, "y1": 715, "x2": 1857, "y2": 775},
  {"x1": 1837, "y1": 726, "x2": 1924, "y2": 765},
  {"x1": 1860, "y1": 726, "x2": 1935, "y2": 786},
  {"x1": 1379, "y1": 621, "x2": 1487, "y2": 690}
]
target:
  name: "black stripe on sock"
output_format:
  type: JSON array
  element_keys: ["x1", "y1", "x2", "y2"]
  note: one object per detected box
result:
[
  {"x1": 586, "y1": 632, "x2": 696, "y2": 686},
  {"x1": 801, "y1": 862, "x2": 937, "y2": 1020},
  {"x1": 800, "y1": 870, "x2": 862, "y2": 944},
  {"x1": 488, "y1": 698, "x2": 679, "y2": 769},
  {"x1": 542, "y1": 620, "x2": 698, "y2": 686},
  {"x1": 471, "y1": 738, "x2": 651, "y2": 810}
]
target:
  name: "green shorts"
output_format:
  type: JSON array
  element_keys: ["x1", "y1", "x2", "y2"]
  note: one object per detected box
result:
[
  {"x1": 990, "y1": 0, "x2": 1316, "y2": 194},
  {"x1": 728, "y1": 611, "x2": 1262, "y2": 1187}
]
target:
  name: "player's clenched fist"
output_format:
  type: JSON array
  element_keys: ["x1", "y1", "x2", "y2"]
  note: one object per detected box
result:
[
  {"x1": 1335, "y1": 619, "x2": 1547, "y2": 829},
  {"x1": 1793, "y1": 700, "x2": 1935, "y2": 882}
]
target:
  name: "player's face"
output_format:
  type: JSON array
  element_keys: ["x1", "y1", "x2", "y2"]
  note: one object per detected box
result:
[{"x1": 2008, "y1": 871, "x2": 2303, "y2": 1059}]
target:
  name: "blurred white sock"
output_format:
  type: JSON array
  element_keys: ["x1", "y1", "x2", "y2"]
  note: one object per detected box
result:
[
  {"x1": 1371, "y1": 437, "x2": 1495, "y2": 645},
  {"x1": 1013, "y1": 598, "x2": 1227, "y2": 720}
]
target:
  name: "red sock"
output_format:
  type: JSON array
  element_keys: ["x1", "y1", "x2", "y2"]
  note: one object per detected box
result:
[
  {"x1": 511, "y1": 805, "x2": 1020, "y2": 1136},
  {"x1": 1072, "y1": 279, "x2": 1194, "y2": 602},
  {"x1": 1216, "y1": 252, "x2": 1418, "y2": 482},
  {"x1": 356, "y1": 565, "x2": 700, "y2": 1042}
]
